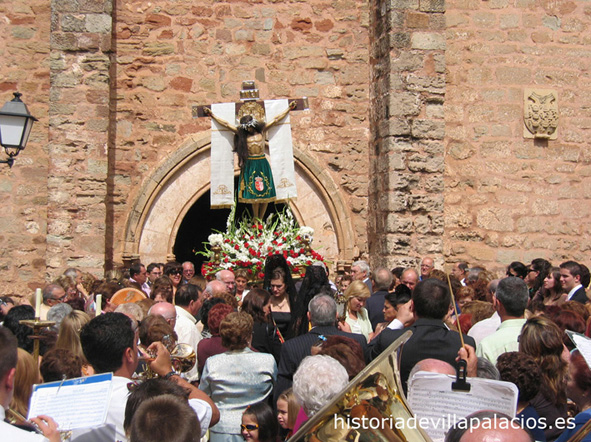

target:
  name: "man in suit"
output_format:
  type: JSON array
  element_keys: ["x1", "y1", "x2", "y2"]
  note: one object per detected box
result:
[
  {"x1": 351, "y1": 260, "x2": 372, "y2": 294},
  {"x1": 560, "y1": 261, "x2": 588, "y2": 304},
  {"x1": 367, "y1": 278, "x2": 475, "y2": 393},
  {"x1": 275, "y1": 294, "x2": 367, "y2": 401},
  {"x1": 366, "y1": 267, "x2": 393, "y2": 330},
  {"x1": 451, "y1": 261, "x2": 469, "y2": 286},
  {"x1": 181, "y1": 261, "x2": 196, "y2": 285},
  {"x1": 129, "y1": 261, "x2": 150, "y2": 296},
  {"x1": 400, "y1": 268, "x2": 419, "y2": 292}
]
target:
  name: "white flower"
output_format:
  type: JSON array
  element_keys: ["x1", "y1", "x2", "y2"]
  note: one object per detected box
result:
[
  {"x1": 208, "y1": 234, "x2": 223, "y2": 246},
  {"x1": 298, "y1": 226, "x2": 314, "y2": 237}
]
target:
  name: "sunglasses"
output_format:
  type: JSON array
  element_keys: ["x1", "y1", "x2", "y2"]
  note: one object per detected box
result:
[
  {"x1": 241, "y1": 424, "x2": 259, "y2": 431},
  {"x1": 167, "y1": 270, "x2": 182, "y2": 276}
]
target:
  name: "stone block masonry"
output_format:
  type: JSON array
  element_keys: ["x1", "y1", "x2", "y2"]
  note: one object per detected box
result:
[
  {"x1": 368, "y1": 0, "x2": 446, "y2": 270},
  {"x1": 1, "y1": 0, "x2": 591, "y2": 294},
  {"x1": 444, "y1": 0, "x2": 591, "y2": 272},
  {"x1": 46, "y1": 0, "x2": 112, "y2": 279}
]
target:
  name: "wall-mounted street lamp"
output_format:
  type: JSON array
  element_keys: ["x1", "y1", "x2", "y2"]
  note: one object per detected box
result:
[{"x1": 0, "y1": 92, "x2": 37, "y2": 168}]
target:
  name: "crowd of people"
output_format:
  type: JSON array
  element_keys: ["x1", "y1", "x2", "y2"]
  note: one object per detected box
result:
[{"x1": 1, "y1": 255, "x2": 591, "y2": 441}]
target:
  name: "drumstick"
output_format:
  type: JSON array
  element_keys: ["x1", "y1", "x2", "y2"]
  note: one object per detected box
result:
[{"x1": 447, "y1": 272, "x2": 465, "y2": 348}]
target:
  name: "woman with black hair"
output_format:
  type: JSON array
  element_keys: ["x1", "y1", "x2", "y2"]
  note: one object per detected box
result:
[
  {"x1": 289, "y1": 265, "x2": 333, "y2": 337},
  {"x1": 531, "y1": 266, "x2": 566, "y2": 306},
  {"x1": 526, "y1": 258, "x2": 552, "y2": 298},
  {"x1": 506, "y1": 261, "x2": 528, "y2": 279},
  {"x1": 373, "y1": 284, "x2": 414, "y2": 337},
  {"x1": 204, "y1": 101, "x2": 296, "y2": 219},
  {"x1": 262, "y1": 254, "x2": 298, "y2": 340},
  {"x1": 241, "y1": 289, "x2": 282, "y2": 363}
]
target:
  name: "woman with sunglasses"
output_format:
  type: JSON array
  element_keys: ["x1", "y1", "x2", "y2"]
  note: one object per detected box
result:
[
  {"x1": 525, "y1": 258, "x2": 552, "y2": 299},
  {"x1": 163, "y1": 262, "x2": 183, "y2": 298}
]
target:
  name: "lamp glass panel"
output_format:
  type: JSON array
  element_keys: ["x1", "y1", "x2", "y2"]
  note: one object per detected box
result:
[
  {"x1": 0, "y1": 114, "x2": 26, "y2": 147},
  {"x1": 21, "y1": 117, "x2": 34, "y2": 148}
]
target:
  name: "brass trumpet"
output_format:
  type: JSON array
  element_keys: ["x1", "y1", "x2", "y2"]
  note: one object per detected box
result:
[
  {"x1": 170, "y1": 343, "x2": 196, "y2": 374},
  {"x1": 137, "y1": 342, "x2": 196, "y2": 379}
]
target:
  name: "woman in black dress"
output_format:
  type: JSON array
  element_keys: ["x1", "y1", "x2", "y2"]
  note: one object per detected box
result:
[
  {"x1": 263, "y1": 255, "x2": 298, "y2": 340},
  {"x1": 241, "y1": 288, "x2": 282, "y2": 363}
]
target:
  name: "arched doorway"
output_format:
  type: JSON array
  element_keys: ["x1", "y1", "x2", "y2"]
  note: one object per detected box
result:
[
  {"x1": 173, "y1": 175, "x2": 287, "y2": 271},
  {"x1": 122, "y1": 135, "x2": 356, "y2": 271}
]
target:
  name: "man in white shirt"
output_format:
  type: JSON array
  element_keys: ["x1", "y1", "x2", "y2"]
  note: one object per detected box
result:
[
  {"x1": 0, "y1": 327, "x2": 60, "y2": 442},
  {"x1": 476, "y1": 277, "x2": 529, "y2": 365},
  {"x1": 38, "y1": 284, "x2": 66, "y2": 321},
  {"x1": 468, "y1": 279, "x2": 500, "y2": 347},
  {"x1": 174, "y1": 284, "x2": 204, "y2": 382},
  {"x1": 80, "y1": 312, "x2": 217, "y2": 441}
]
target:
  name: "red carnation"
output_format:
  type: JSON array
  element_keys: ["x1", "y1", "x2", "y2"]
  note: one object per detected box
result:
[{"x1": 234, "y1": 245, "x2": 240, "y2": 250}]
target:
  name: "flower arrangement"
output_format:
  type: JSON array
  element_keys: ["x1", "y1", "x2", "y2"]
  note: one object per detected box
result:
[{"x1": 199, "y1": 206, "x2": 325, "y2": 280}]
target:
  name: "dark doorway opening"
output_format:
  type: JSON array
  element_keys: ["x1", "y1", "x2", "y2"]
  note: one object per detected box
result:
[{"x1": 173, "y1": 176, "x2": 287, "y2": 272}]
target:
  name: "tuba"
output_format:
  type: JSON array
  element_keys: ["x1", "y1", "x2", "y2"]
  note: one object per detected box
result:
[{"x1": 289, "y1": 331, "x2": 432, "y2": 442}]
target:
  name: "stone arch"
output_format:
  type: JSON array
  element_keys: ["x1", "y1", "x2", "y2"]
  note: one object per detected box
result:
[{"x1": 122, "y1": 135, "x2": 356, "y2": 268}]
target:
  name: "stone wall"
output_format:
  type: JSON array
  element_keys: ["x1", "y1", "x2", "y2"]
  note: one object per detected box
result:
[
  {"x1": 368, "y1": 0, "x2": 446, "y2": 270},
  {"x1": 110, "y1": 0, "x2": 372, "y2": 265},
  {"x1": 47, "y1": 0, "x2": 113, "y2": 279},
  {"x1": 0, "y1": 0, "x2": 50, "y2": 294},
  {"x1": 1, "y1": 0, "x2": 591, "y2": 294},
  {"x1": 444, "y1": 0, "x2": 591, "y2": 274}
]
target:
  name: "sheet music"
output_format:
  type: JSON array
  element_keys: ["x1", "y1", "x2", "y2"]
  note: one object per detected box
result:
[
  {"x1": 408, "y1": 372, "x2": 518, "y2": 441},
  {"x1": 567, "y1": 330, "x2": 591, "y2": 370},
  {"x1": 28, "y1": 373, "x2": 113, "y2": 431}
]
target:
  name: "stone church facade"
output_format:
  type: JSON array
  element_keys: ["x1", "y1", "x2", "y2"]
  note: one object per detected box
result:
[{"x1": 0, "y1": 0, "x2": 589, "y2": 294}]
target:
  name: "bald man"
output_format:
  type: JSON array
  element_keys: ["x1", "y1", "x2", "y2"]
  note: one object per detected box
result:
[
  {"x1": 148, "y1": 301, "x2": 177, "y2": 329},
  {"x1": 420, "y1": 257, "x2": 434, "y2": 281},
  {"x1": 216, "y1": 269, "x2": 236, "y2": 296},
  {"x1": 205, "y1": 280, "x2": 229, "y2": 299},
  {"x1": 445, "y1": 411, "x2": 533, "y2": 442},
  {"x1": 400, "y1": 268, "x2": 419, "y2": 292}
]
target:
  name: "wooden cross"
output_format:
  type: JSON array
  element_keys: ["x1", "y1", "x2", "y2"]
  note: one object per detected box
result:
[
  {"x1": 192, "y1": 80, "x2": 308, "y2": 119},
  {"x1": 192, "y1": 81, "x2": 308, "y2": 218}
]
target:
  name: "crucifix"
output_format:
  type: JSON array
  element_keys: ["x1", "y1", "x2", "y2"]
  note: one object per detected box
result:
[{"x1": 193, "y1": 81, "x2": 308, "y2": 220}]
